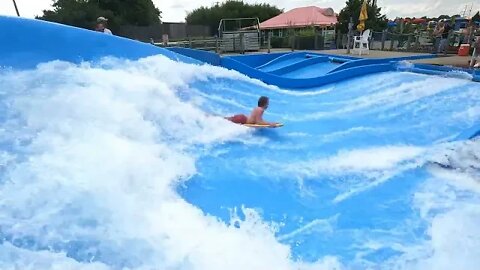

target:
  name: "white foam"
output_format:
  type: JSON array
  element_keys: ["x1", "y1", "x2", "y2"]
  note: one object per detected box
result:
[
  {"x1": 297, "y1": 75, "x2": 472, "y2": 121},
  {"x1": 427, "y1": 139, "x2": 480, "y2": 194},
  {"x1": 452, "y1": 106, "x2": 480, "y2": 125},
  {"x1": 2, "y1": 52, "x2": 478, "y2": 270},
  {"x1": 258, "y1": 145, "x2": 426, "y2": 203},
  {"x1": 317, "y1": 127, "x2": 383, "y2": 143},
  {"x1": 288, "y1": 145, "x2": 425, "y2": 176},
  {"x1": 271, "y1": 87, "x2": 333, "y2": 96},
  {"x1": 387, "y1": 177, "x2": 480, "y2": 270},
  {"x1": 0, "y1": 242, "x2": 110, "y2": 270},
  {"x1": 444, "y1": 70, "x2": 474, "y2": 80},
  {"x1": 0, "y1": 55, "x2": 341, "y2": 270},
  {"x1": 396, "y1": 60, "x2": 415, "y2": 70},
  {"x1": 277, "y1": 215, "x2": 339, "y2": 242},
  {"x1": 368, "y1": 139, "x2": 480, "y2": 270}
]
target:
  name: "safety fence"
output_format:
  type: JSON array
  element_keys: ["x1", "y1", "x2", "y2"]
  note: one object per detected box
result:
[
  {"x1": 339, "y1": 30, "x2": 477, "y2": 54},
  {"x1": 155, "y1": 32, "x2": 337, "y2": 54},
  {"x1": 156, "y1": 30, "x2": 477, "y2": 55}
]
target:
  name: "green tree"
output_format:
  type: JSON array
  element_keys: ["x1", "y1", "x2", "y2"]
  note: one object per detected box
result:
[
  {"x1": 38, "y1": 0, "x2": 101, "y2": 30},
  {"x1": 337, "y1": 0, "x2": 387, "y2": 33},
  {"x1": 96, "y1": 0, "x2": 161, "y2": 26},
  {"x1": 37, "y1": 0, "x2": 161, "y2": 32},
  {"x1": 472, "y1": 11, "x2": 480, "y2": 22},
  {"x1": 186, "y1": 1, "x2": 282, "y2": 34},
  {"x1": 437, "y1": 15, "x2": 450, "y2": 20}
]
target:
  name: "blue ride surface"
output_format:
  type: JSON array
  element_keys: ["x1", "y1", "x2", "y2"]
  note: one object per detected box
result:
[
  {"x1": 169, "y1": 47, "x2": 480, "y2": 88},
  {"x1": 1, "y1": 16, "x2": 480, "y2": 270},
  {"x1": 0, "y1": 16, "x2": 196, "y2": 68}
]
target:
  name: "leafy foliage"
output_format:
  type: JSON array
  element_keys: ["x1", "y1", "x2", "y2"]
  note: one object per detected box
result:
[
  {"x1": 472, "y1": 11, "x2": 480, "y2": 22},
  {"x1": 437, "y1": 15, "x2": 451, "y2": 20},
  {"x1": 296, "y1": 26, "x2": 317, "y2": 37},
  {"x1": 186, "y1": 1, "x2": 282, "y2": 34},
  {"x1": 337, "y1": 0, "x2": 387, "y2": 33},
  {"x1": 37, "y1": 0, "x2": 161, "y2": 32}
]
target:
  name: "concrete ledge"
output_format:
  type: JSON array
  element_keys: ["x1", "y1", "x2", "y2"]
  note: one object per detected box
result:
[{"x1": 398, "y1": 63, "x2": 480, "y2": 82}]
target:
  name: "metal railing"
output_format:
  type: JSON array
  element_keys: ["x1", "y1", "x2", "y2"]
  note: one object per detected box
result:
[
  {"x1": 340, "y1": 30, "x2": 479, "y2": 54},
  {"x1": 154, "y1": 30, "x2": 478, "y2": 56},
  {"x1": 155, "y1": 37, "x2": 219, "y2": 51}
]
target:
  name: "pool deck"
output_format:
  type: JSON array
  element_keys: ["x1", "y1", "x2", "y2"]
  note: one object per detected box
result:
[
  {"x1": 317, "y1": 49, "x2": 474, "y2": 68},
  {"x1": 317, "y1": 49, "x2": 430, "y2": 59},
  {"x1": 410, "y1": 55, "x2": 474, "y2": 68}
]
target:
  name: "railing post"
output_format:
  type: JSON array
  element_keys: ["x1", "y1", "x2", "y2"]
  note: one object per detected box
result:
[
  {"x1": 215, "y1": 36, "x2": 219, "y2": 54},
  {"x1": 381, "y1": 30, "x2": 386, "y2": 50},
  {"x1": 240, "y1": 32, "x2": 245, "y2": 54},
  {"x1": 414, "y1": 34, "x2": 420, "y2": 51},
  {"x1": 406, "y1": 34, "x2": 412, "y2": 51},
  {"x1": 389, "y1": 33, "x2": 394, "y2": 51},
  {"x1": 188, "y1": 37, "x2": 192, "y2": 48},
  {"x1": 12, "y1": 0, "x2": 20, "y2": 16},
  {"x1": 369, "y1": 33, "x2": 373, "y2": 50},
  {"x1": 346, "y1": 17, "x2": 353, "y2": 54},
  {"x1": 291, "y1": 34, "x2": 295, "y2": 51},
  {"x1": 233, "y1": 35, "x2": 236, "y2": 52},
  {"x1": 267, "y1": 31, "x2": 272, "y2": 53}
]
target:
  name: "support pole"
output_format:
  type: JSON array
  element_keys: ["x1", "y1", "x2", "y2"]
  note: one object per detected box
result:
[
  {"x1": 267, "y1": 31, "x2": 272, "y2": 53},
  {"x1": 347, "y1": 17, "x2": 353, "y2": 54},
  {"x1": 381, "y1": 30, "x2": 386, "y2": 50},
  {"x1": 12, "y1": 0, "x2": 20, "y2": 16}
]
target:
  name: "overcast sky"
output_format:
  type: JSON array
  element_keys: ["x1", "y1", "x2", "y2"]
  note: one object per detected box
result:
[{"x1": 1, "y1": 0, "x2": 479, "y2": 22}]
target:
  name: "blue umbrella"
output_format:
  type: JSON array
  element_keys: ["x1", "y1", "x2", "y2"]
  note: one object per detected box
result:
[{"x1": 388, "y1": 21, "x2": 397, "y2": 27}]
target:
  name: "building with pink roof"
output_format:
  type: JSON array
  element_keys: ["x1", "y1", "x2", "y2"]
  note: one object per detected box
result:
[
  {"x1": 259, "y1": 6, "x2": 337, "y2": 31},
  {"x1": 258, "y1": 6, "x2": 338, "y2": 49}
]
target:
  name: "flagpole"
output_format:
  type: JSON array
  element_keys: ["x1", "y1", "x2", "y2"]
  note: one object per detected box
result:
[{"x1": 12, "y1": 0, "x2": 20, "y2": 16}]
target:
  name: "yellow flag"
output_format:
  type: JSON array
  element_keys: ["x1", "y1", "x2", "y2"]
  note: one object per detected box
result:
[
  {"x1": 357, "y1": 0, "x2": 368, "y2": 31},
  {"x1": 359, "y1": 0, "x2": 368, "y2": 21}
]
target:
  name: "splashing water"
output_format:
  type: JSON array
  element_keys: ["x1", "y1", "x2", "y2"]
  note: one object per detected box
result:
[{"x1": 0, "y1": 54, "x2": 479, "y2": 270}]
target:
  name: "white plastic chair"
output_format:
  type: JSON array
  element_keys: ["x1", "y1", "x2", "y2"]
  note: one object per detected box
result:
[{"x1": 352, "y1": 29, "x2": 371, "y2": 55}]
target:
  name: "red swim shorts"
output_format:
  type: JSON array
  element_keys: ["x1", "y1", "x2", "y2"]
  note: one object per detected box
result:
[{"x1": 228, "y1": 114, "x2": 248, "y2": 124}]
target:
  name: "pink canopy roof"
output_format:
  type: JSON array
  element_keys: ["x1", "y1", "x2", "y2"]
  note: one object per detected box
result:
[{"x1": 259, "y1": 6, "x2": 337, "y2": 30}]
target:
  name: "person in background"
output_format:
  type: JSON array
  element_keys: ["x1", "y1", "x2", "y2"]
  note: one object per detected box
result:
[
  {"x1": 95, "y1": 17, "x2": 113, "y2": 35},
  {"x1": 433, "y1": 22, "x2": 443, "y2": 53},
  {"x1": 465, "y1": 21, "x2": 475, "y2": 46},
  {"x1": 437, "y1": 20, "x2": 451, "y2": 55},
  {"x1": 470, "y1": 35, "x2": 480, "y2": 68}
]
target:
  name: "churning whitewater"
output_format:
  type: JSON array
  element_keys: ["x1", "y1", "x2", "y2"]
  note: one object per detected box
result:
[{"x1": 0, "y1": 54, "x2": 479, "y2": 270}]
